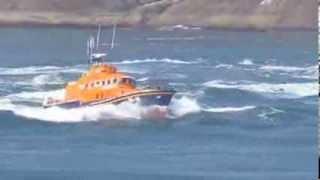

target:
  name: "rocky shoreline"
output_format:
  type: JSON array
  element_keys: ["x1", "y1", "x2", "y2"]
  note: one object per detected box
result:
[{"x1": 0, "y1": 0, "x2": 316, "y2": 30}]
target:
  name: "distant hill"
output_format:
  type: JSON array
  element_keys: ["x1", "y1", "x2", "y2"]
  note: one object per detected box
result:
[{"x1": 0, "y1": 0, "x2": 316, "y2": 30}]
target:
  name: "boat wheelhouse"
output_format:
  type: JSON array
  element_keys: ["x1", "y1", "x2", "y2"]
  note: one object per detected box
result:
[{"x1": 43, "y1": 25, "x2": 175, "y2": 108}]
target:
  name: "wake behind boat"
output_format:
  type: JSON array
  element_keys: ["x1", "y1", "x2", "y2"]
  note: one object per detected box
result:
[{"x1": 43, "y1": 25, "x2": 175, "y2": 109}]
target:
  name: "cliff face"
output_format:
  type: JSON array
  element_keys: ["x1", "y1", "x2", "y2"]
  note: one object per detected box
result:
[{"x1": 0, "y1": 0, "x2": 316, "y2": 30}]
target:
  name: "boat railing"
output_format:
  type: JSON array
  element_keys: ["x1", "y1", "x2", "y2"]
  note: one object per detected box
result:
[{"x1": 139, "y1": 84, "x2": 175, "y2": 92}]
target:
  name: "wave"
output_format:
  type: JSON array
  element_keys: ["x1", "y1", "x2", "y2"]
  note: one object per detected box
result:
[
  {"x1": 0, "y1": 90, "x2": 257, "y2": 123},
  {"x1": 115, "y1": 58, "x2": 199, "y2": 65},
  {"x1": 0, "y1": 65, "x2": 85, "y2": 75},
  {"x1": 146, "y1": 36, "x2": 204, "y2": 41},
  {"x1": 258, "y1": 107, "x2": 284, "y2": 120},
  {"x1": 168, "y1": 96, "x2": 256, "y2": 116},
  {"x1": 159, "y1": 25, "x2": 202, "y2": 31},
  {"x1": 0, "y1": 93, "x2": 203, "y2": 122},
  {"x1": 215, "y1": 64, "x2": 234, "y2": 69},
  {"x1": 260, "y1": 0, "x2": 273, "y2": 6},
  {"x1": 259, "y1": 65, "x2": 315, "y2": 72},
  {"x1": 0, "y1": 99, "x2": 144, "y2": 122},
  {"x1": 260, "y1": 65, "x2": 317, "y2": 80},
  {"x1": 0, "y1": 66, "x2": 61, "y2": 75},
  {"x1": 30, "y1": 74, "x2": 64, "y2": 86},
  {"x1": 11, "y1": 75, "x2": 65, "y2": 90},
  {"x1": 239, "y1": 59, "x2": 254, "y2": 65},
  {"x1": 136, "y1": 77, "x2": 149, "y2": 82},
  {"x1": 215, "y1": 59, "x2": 254, "y2": 70},
  {"x1": 7, "y1": 89, "x2": 65, "y2": 103},
  {"x1": 203, "y1": 80, "x2": 317, "y2": 98},
  {"x1": 0, "y1": 97, "x2": 169, "y2": 122},
  {"x1": 203, "y1": 106, "x2": 256, "y2": 113},
  {"x1": 0, "y1": 58, "x2": 198, "y2": 77},
  {"x1": 169, "y1": 96, "x2": 202, "y2": 117}
]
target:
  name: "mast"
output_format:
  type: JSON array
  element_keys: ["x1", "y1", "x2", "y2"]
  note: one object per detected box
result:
[
  {"x1": 96, "y1": 24, "x2": 101, "y2": 49},
  {"x1": 111, "y1": 23, "x2": 117, "y2": 49},
  {"x1": 87, "y1": 36, "x2": 95, "y2": 64},
  {"x1": 86, "y1": 24, "x2": 117, "y2": 65}
]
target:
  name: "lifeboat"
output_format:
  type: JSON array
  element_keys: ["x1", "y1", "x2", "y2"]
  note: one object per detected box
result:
[{"x1": 43, "y1": 25, "x2": 175, "y2": 109}]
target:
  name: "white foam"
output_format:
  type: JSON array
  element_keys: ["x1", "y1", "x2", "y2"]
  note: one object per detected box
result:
[
  {"x1": 169, "y1": 96, "x2": 201, "y2": 117},
  {"x1": 0, "y1": 98, "x2": 15, "y2": 111},
  {"x1": 215, "y1": 64, "x2": 234, "y2": 69},
  {"x1": 258, "y1": 107, "x2": 284, "y2": 120},
  {"x1": 260, "y1": 0, "x2": 273, "y2": 5},
  {"x1": 0, "y1": 91, "x2": 259, "y2": 122},
  {"x1": 7, "y1": 89, "x2": 65, "y2": 103},
  {"x1": 203, "y1": 106, "x2": 256, "y2": 113},
  {"x1": 0, "y1": 66, "x2": 60, "y2": 75},
  {"x1": 260, "y1": 65, "x2": 313, "y2": 72},
  {"x1": 203, "y1": 80, "x2": 318, "y2": 98},
  {"x1": 0, "y1": 97, "x2": 168, "y2": 122},
  {"x1": 147, "y1": 36, "x2": 204, "y2": 41},
  {"x1": 137, "y1": 77, "x2": 149, "y2": 82},
  {"x1": 115, "y1": 58, "x2": 198, "y2": 65},
  {"x1": 0, "y1": 92, "x2": 205, "y2": 122},
  {"x1": 31, "y1": 74, "x2": 64, "y2": 86},
  {"x1": 173, "y1": 25, "x2": 190, "y2": 30},
  {"x1": 0, "y1": 65, "x2": 85, "y2": 75},
  {"x1": 0, "y1": 63, "x2": 166, "y2": 79},
  {"x1": 159, "y1": 25, "x2": 201, "y2": 31},
  {"x1": 260, "y1": 65, "x2": 318, "y2": 80},
  {"x1": 239, "y1": 59, "x2": 254, "y2": 65}
]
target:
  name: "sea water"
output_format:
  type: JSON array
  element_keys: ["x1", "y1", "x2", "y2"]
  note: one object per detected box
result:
[{"x1": 0, "y1": 27, "x2": 317, "y2": 179}]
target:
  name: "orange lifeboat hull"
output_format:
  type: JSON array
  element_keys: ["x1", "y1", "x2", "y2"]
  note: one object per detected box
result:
[{"x1": 43, "y1": 89, "x2": 175, "y2": 109}]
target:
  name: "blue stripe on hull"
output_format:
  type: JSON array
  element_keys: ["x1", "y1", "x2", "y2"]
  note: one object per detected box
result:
[
  {"x1": 51, "y1": 92, "x2": 174, "y2": 109},
  {"x1": 138, "y1": 94, "x2": 173, "y2": 106}
]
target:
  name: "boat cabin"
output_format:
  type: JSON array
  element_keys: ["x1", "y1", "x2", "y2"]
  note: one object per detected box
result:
[{"x1": 64, "y1": 63, "x2": 137, "y2": 103}]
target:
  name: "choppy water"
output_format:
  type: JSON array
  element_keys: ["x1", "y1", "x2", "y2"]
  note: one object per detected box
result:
[{"x1": 0, "y1": 28, "x2": 317, "y2": 180}]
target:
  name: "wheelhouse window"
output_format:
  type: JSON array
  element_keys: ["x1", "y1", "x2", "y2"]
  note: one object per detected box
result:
[
  {"x1": 113, "y1": 78, "x2": 117, "y2": 84},
  {"x1": 130, "y1": 79, "x2": 136, "y2": 86},
  {"x1": 121, "y1": 78, "x2": 136, "y2": 86}
]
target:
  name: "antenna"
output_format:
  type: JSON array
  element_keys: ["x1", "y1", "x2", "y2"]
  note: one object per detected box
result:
[
  {"x1": 96, "y1": 24, "x2": 101, "y2": 49},
  {"x1": 87, "y1": 36, "x2": 95, "y2": 63},
  {"x1": 111, "y1": 23, "x2": 117, "y2": 49},
  {"x1": 86, "y1": 39, "x2": 90, "y2": 56}
]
